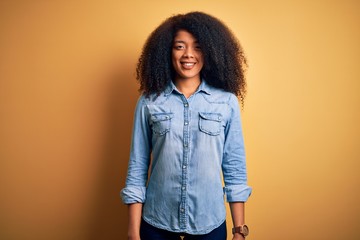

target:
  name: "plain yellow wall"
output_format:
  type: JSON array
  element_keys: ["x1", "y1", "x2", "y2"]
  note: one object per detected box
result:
[{"x1": 1, "y1": 0, "x2": 359, "y2": 239}]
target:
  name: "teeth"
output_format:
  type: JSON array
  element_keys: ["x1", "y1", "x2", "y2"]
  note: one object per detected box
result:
[{"x1": 183, "y1": 63, "x2": 194, "y2": 66}]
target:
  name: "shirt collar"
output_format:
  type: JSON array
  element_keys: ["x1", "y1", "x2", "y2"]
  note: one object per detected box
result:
[
  {"x1": 164, "y1": 79, "x2": 212, "y2": 96},
  {"x1": 163, "y1": 81, "x2": 177, "y2": 96},
  {"x1": 196, "y1": 80, "x2": 212, "y2": 95}
]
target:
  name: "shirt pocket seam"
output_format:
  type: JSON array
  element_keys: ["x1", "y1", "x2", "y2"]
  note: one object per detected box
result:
[
  {"x1": 198, "y1": 112, "x2": 222, "y2": 136},
  {"x1": 150, "y1": 112, "x2": 173, "y2": 136}
]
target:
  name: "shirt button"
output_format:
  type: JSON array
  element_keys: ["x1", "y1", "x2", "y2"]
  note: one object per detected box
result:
[
  {"x1": 184, "y1": 103, "x2": 188, "y2": 107},
  {"x1": 183, "y1": 165, "x2": 187, "y2": 169},
  {"x1": 182, "y1": 186, "x2": 186, "y2": 190},
  {"x1": 184, "y1": 122, "x2": 188, "y2": 125},
  {"x1": 180, "y1": 208, "x2": 185, "y2": 212},
  {"x1": 184, "y1": 143, "x2": 188, "y2": 148}
]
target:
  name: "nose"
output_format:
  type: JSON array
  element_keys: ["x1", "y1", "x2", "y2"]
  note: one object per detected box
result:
[{"x1": 183, "y1": 47, "x2": 194, "y2": 58}]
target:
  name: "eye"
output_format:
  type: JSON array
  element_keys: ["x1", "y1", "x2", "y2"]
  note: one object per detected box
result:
[
  {"x1": 174, "y1": 45, "x2": 185, "y2": 50},
  {"x1": 194, "y1": 45, "x2": 201, "y2": 51}
]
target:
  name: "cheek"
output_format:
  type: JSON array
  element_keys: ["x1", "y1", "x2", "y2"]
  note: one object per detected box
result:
[
  {"x1": 198, "y1": 54, "x2": 204, "y2": 68},
  {"x1": 197, "y1": 53, "x2": 204, "y2": 63},
  {"x1": 171, "y1": 52, "x2": 177, "y2": 67},
  {"x1": 172, "y1": 51, "x2": 180, "y2": 62}
]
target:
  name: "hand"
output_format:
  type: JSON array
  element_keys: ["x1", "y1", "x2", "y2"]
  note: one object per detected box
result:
[{"x1": 232, "y1": 233, "x2": 245, "y2": 240}]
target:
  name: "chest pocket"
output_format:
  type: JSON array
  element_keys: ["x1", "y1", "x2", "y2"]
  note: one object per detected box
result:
[
  {"x1": 199, "y1": 112, "x2": 222, "y2": 136},
  {"x1": 150, "y1": 113, "x2": 173, "y2": 136}
]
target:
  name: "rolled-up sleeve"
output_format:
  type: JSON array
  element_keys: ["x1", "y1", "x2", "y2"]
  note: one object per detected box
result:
[
  {"x1": 120, "y1": 96, "x2": 151, "y2": 204},
  {"x1": 222, "y1": 94, "x2": 252, "y2": 202}
]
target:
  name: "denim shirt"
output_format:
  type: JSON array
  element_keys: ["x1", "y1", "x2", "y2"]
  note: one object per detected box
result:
[{"x1": 121, "y1": 80, "x2": 252, "y2": 234}]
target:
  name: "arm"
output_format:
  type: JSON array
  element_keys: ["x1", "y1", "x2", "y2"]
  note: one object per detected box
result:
[
  {"x1": 127, "y1": 203, "x2": 143, "y2": 240},
  {"x1": 229, "y1": 202, "x2": 245, "y2": 240},
  {"x1": 222, "y1": 95, "x2": 252, "y2": 239},
  {"x1": 121, "y1": 96, "x2": 152, "y2": 239}
]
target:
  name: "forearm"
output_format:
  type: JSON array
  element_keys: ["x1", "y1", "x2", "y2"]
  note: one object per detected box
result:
[
  {"x1": 229, "y1": 202, "x2": 245, "y2": 240},
  {"x1": 127, "y1": 203, "x2": 143, "y2": 240},
  {"x1": 229, "y1": 201, "x2": 245, "y2": 226}
]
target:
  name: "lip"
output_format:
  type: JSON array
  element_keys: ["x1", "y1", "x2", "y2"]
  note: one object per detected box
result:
[{"x1": 180, "y1": 62, "x2": 196, "y2": 69}]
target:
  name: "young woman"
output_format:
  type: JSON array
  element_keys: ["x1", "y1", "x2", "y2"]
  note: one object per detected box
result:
[{"x1": 121, "y1": 12, "x2": 252, "y2": 240}]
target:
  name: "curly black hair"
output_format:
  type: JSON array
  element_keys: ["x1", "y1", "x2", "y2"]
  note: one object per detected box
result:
[{"x1": 136, "y1": 11, "x2": 248, "y2": 103}]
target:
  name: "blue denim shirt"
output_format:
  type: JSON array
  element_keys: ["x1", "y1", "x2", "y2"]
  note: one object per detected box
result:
[{"x1": 121, "y1": 80, "x2": 252, "y2": 234}]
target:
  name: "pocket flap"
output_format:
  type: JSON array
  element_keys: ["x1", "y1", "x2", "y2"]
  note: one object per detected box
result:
[
  {"x1": 151, "y1": 113, "x2": 174, "y2": 122},
  {"x1": 199, "y1": 112, "x2": 222, "y2": 122}
]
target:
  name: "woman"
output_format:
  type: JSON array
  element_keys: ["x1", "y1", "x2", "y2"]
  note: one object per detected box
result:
[{"x1": 121, "y1": 12, "x2": 252, "y2": 240}]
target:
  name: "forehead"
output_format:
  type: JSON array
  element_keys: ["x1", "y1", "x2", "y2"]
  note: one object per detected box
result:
[{"x1": 173, "y1": 30, "x2": 198, "y2": 42}]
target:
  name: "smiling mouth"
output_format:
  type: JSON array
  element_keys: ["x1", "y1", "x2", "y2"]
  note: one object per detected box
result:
[{"x1": 181, "y1": 62, "x2": 196, "y2": 69}]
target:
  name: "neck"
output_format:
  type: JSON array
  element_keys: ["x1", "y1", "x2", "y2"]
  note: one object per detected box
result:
[{"x1": 174, "y1": 77, "x2": 201, "y2": 98}]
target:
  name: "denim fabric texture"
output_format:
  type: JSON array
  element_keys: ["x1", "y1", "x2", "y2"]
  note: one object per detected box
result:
[
  {"x1": 140, "y1": 218, "x2": 227, "y2": 240},
  {"x1": 121, "y1": 80, "x2": 252, "y2": 234}
]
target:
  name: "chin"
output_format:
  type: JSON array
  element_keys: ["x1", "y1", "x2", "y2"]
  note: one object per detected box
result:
[{"x1": 179, "y1": 72, "x2": 201, "y2": 80}]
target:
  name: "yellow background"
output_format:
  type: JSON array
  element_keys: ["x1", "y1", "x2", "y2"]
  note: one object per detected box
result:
[{"x1": 1, "y1": 0, "x2": 359, "y2": 239}]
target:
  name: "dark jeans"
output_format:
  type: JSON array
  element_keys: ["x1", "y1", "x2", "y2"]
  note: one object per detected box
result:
[{"x1": 140, "y1": 219, "x2": 227, "y2": 240}]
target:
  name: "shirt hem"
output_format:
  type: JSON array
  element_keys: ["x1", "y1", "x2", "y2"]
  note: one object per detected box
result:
[{"x1": 142, "y1": 216, "x2": 226, "y2": 235}]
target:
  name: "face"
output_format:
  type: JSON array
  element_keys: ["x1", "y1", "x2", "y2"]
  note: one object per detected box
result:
[{"x1": 172, "y1": 30, "x2": 204, "y2": 82}]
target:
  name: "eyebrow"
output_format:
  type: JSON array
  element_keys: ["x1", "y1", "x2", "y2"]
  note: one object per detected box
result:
[
  {"x1": 173, "y1": 40, "x2": 199, "y2": 44},
  {"x1": 173, "y1": 40, "x2": 185, "y2": 44}
]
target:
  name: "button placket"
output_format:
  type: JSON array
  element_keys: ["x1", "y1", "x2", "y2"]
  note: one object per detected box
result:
[{"x1": 180, "y1": 96, "x2": 190, "y2": 229}]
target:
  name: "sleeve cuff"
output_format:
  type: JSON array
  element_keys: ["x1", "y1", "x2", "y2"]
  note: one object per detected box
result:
[
  {"x1": 224, "y1": 184, "x2": 252, "y2": 202},
  {"x1": 120, "y1": 186, "x2": 146, "y2": 204}
]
